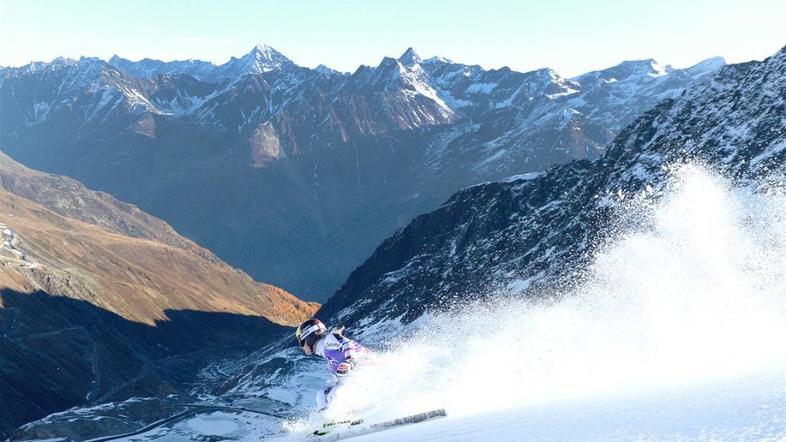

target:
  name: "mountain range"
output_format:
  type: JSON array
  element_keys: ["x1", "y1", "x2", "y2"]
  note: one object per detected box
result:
[
  {"x1": 0, "y1": 45, "x2": 724, "y2": 300},
  {"x1": 320, "y1": 46, "x2": 786, "y2": 330}
]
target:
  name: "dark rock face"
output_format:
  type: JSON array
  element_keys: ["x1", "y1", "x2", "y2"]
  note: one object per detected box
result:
[
  {"x1": 318, "y1": 46, "x2": 786, "y2": 328},
  {"x1": 0, "y1": 47, "x2": 722, "y2": 299}
]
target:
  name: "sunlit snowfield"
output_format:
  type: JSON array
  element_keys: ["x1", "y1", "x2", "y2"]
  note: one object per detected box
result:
[{"x1": 277, "y1": 166, "x2": 786, "y2": 441}]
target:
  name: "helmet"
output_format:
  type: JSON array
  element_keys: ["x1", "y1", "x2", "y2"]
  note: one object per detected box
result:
[{"x1": 295, "y1": 318, "x2": 327, "y2": 348}]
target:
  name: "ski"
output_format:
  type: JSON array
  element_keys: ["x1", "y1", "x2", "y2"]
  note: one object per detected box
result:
[
  {"x1": 307, "y1": 408, "x2": 447, "y2": 441},
  {"x1": 309, "y1": 417, "x2": 365, "y2": 437}
]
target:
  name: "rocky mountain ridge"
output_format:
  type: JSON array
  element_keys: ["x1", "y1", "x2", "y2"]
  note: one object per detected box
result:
[
  {"x1": 0, "y1": 46, "x2": 724, "y2": 299},
  {"x1": 319, "y1": 46, "x2": 786, "y2": 327}
]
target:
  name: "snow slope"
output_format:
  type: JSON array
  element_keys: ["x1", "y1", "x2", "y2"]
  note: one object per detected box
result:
[
  {"x1": 348, "y1": 371, "x2": 784, "y2": 441},
  {"x1": 263, "y1": 166, "x2": 786, "y2": 441},
  {"x1": 106, "y1": 370, "x2": 784, "y2": 442}
]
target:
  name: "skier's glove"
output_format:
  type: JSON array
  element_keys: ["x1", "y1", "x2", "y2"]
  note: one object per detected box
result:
[{"x1": 336, "y1": 361, "x2": 353, "y2": 378}]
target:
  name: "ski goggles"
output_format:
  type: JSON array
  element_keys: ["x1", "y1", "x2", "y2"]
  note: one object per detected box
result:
[{"x1": 295, "y1": 322, "x2": 325, "y2": 347}]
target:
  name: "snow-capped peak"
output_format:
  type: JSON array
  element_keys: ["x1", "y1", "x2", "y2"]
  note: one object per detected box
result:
[
  {"x1": 614, "y1": 59, "x2": 670, "y2": 77},
  {"x1": 422, "y1": 56, "x2": 454, "y2": 65},
  {"x1": 17, "y1": 56, "x2": 108, "y2": 79},
  {"x1": 314, "y1": 64, "x2": 342, "y2": 75},
  {"x1": 236, "y1": 44, "x2": 294, "y2": 73},
  {"x1": 647, "y1": 59, "x2": 671, "y2": 77},
  {"x1": 571, "y1": 58, "x2": 676, "y2": 85},
  {"x1": 685, "y1": 56, "x2": 726, "y2": 79},
  {"x1": 250, "y1": 44, "x2": 281, "y2": 60},
  {"x1": 398, "y1": 47, "x2": 422, "y2": 67}
]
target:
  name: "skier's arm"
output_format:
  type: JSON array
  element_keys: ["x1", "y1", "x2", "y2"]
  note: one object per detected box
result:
[
  {"x1": 329, "y1": 342, "x2": 356, "y2": 377},
  {"x1": 322, "y1": 334, "x2": 369, "y2": 377},
  {"x1": 339, "y1": 337, "x2": 366, "y2": 362}
]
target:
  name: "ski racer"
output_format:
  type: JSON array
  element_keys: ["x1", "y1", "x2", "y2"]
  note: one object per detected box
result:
[{"x1": 295, "y1": 318, "x2": 371, "y2": 411}]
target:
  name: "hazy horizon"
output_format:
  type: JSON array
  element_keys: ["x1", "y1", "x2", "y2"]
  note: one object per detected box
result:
[
  {"x1": 0, "y1": 43, "x2": 740, "y2": 78},
  {"x1": 1, "y1": 0, "x2": 784, "y2": 76}
]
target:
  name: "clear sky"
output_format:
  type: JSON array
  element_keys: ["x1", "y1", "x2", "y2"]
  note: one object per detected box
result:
[{"x1": 1, "y1": 0, "x2": 784, "y2": 76}]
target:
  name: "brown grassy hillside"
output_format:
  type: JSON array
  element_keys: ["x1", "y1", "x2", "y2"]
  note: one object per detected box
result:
[{"x1": 0, "y1": 151, "x2": 317, "y2": 325}]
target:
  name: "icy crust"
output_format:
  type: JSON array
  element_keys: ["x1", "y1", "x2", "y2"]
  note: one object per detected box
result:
[
  {"x1": 11, "y1": 396, "x2": 189, "y2": 441},
  {"x1": 16, "y1": 372, "x2": 786, "y2": 440},
  {"x1": 132, "y1": 411, "x2": 282, "y2": 441}
]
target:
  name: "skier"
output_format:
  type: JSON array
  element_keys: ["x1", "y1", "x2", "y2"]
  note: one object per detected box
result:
[
  {"x1": 295, "y1": 318, "x2": 446, "y2": 437},
  {"x1": 295, "y1": 318, "x2": 371, "y2": 412}
]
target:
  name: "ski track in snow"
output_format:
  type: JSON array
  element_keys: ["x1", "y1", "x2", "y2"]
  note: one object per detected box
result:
[
  {"x1": 257, "y1": 372, "x2": 785, "y2": 441},
  {"x1": 345, "y1": 371, "x2": 786, "y2": 441}
]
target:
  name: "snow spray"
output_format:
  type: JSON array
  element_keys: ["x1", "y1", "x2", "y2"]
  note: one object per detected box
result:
[{"x1": 325, "y1": 165, "x2": 786, "y2": 421}]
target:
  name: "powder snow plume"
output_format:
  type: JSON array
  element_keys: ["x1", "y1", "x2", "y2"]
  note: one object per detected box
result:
[{"x1": 323, "y1": 165, "x2": 786, "y2": 423}]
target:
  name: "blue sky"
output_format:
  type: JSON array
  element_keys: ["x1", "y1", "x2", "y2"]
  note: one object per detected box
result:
[{"x1": 1, "y1": 0, "x2": 784, "y2": 76}]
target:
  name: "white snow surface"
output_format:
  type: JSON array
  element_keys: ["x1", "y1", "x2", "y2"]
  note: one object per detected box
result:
[
  {"x1": 268, "y1": 372, "x2": 784, "y2": 441},
  {"x1": 348, "y1": 371, "x2": 785, "y2": 441},
  {"x1": 116, "y1": 411, "x2": 280, "y2": 441},
  {"x1": 186, "y1": 413, "x2": 240, "y2": 436}
]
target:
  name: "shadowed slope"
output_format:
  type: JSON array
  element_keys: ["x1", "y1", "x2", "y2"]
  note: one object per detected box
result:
[{"x1": 0, "y1": 289, "x2": 287, "y2": 440}]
